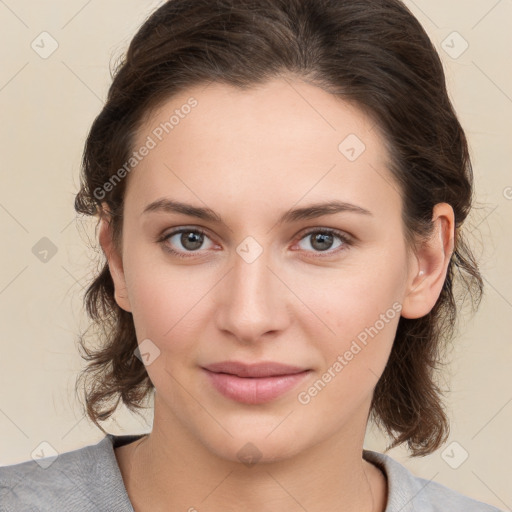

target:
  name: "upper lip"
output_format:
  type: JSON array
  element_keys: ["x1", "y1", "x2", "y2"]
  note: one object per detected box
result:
[{"x1": 203, "y1": 361, "x2": 309, "y2": 378}]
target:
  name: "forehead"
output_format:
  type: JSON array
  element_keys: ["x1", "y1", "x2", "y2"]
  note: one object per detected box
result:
[
  {"x1": 126, "y1": 77, "x2": 401, "y2": 221},
  {"x1": 135, "y1": 77, "x2": 376, "y2": 156}
]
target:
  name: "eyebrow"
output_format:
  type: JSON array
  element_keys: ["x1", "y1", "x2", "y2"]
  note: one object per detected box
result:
[{"x1": 141, "y1": 198, "x2": 373, "y2": 225}]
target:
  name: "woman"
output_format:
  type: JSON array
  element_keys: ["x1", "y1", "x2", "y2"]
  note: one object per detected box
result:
[{"x1": 0, "y1": 0, "x2": 503, "y2": 510}]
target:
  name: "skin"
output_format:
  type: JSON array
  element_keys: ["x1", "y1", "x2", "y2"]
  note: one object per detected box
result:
[{"x1": 99, "y1": 75, "x2": 454, "y2": 512}]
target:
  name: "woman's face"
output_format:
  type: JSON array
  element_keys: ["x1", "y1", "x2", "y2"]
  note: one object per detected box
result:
[{"x1": 103, "y1": 76, "x2": 429, "y2": 463}]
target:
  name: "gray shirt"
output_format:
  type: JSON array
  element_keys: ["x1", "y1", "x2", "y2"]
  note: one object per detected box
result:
[{"x1": 0, "y1": 434, "x2": 504, "y2": 511}]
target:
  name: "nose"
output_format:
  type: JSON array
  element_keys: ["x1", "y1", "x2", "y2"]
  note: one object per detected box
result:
[{"x1": 214, "y1": 244, "x2": 290, "y2": 344}]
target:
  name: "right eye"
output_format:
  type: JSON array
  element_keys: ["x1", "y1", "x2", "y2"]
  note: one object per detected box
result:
[{"x1": 159, "y1": 227, "x2": 217, "y2": 258}]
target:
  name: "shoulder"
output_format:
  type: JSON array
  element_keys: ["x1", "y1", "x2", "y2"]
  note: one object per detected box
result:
[
  {"x1": 363, "y1": 449, "x2": 504, "y2": 512},
  {"x1": 0, "y1": 434, "x2": 140, "y2": 512}
]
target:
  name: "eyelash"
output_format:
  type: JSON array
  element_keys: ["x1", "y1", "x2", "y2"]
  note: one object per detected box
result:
[{"x1": 158, "y1": 226, "x2": 353, "y2": 260}]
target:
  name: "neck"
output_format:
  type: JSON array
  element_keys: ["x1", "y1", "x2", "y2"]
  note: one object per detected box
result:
[{"x1": 116, "y1": 397, "x2": 387, "y2": 512}]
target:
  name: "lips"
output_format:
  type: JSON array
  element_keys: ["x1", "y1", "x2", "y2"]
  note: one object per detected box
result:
[
  {"x1": 201, "y1": 361, "x2": 311, "y2": 404},
  {"x1": 203, "y1": 361, "x2": 308, "y2": 378}
]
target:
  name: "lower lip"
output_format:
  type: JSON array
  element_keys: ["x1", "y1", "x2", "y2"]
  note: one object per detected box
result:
[{"x1": 202, "y1": 369, "x2": 311, "y2": 404}]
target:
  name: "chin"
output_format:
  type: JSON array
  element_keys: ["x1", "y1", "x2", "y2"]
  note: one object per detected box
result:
[
  {"x1": 207, "y1": 435, "x2": 303, "y2": 466},
  {"x1": 190, "y1": 414, "x2": 305, "y2": 464}
]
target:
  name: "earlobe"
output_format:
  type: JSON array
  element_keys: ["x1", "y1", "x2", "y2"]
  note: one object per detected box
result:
[
  {"x1": 400, "y1": 203, "x2": 455, "y2": 320},
  {"x1": 98, "y1": 205, "x2": 132, "y2": 313}
]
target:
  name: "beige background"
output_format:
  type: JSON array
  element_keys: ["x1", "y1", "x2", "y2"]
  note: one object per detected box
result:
[{"x1": 0, "y1": 0, "x2": 510, "y2": 509}]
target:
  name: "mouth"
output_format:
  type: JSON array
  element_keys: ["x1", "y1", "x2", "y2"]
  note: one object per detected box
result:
[{"x1": 201, "y1": 361, "x2": 312, "y2": 404}]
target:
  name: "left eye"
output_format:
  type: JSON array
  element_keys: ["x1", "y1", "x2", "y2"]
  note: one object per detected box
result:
[{"x1": 296, "y1": 229, "x2": 350, "y2": 253}]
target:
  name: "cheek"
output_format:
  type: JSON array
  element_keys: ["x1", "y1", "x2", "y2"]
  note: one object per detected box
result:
[
  {"x1": 292, "y1": 251, "x2": 405, "y2": 373},
  {"x1": 296, "y1": 293, "x2": 400, "y2": 415},
  {"x1": 300, "y1": 257, "x2": 404, "y2": 332},
  {"x1": 124, "y1": 250, "x2": 213, "y2": 354}
]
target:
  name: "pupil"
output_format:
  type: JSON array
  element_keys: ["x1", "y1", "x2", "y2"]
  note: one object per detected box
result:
[
  {"x1": 312, "y1": 233, "x2": 332, "y2": 251},
  {"x1": 182, "y1": 232, "x2": 203, "y2": 250}
]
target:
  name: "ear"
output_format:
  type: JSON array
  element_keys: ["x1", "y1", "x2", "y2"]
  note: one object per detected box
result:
[
  {"x1": 401, "y1": 203, "x2": 455, "y2": 319},
  {"x1": 98, "y1": 203, "x2": 132, "y2": 313}
]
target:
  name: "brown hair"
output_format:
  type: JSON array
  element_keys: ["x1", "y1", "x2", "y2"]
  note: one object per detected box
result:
[{"x1": 74, "y1": 0, "x2": 483, "y2": 457}]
